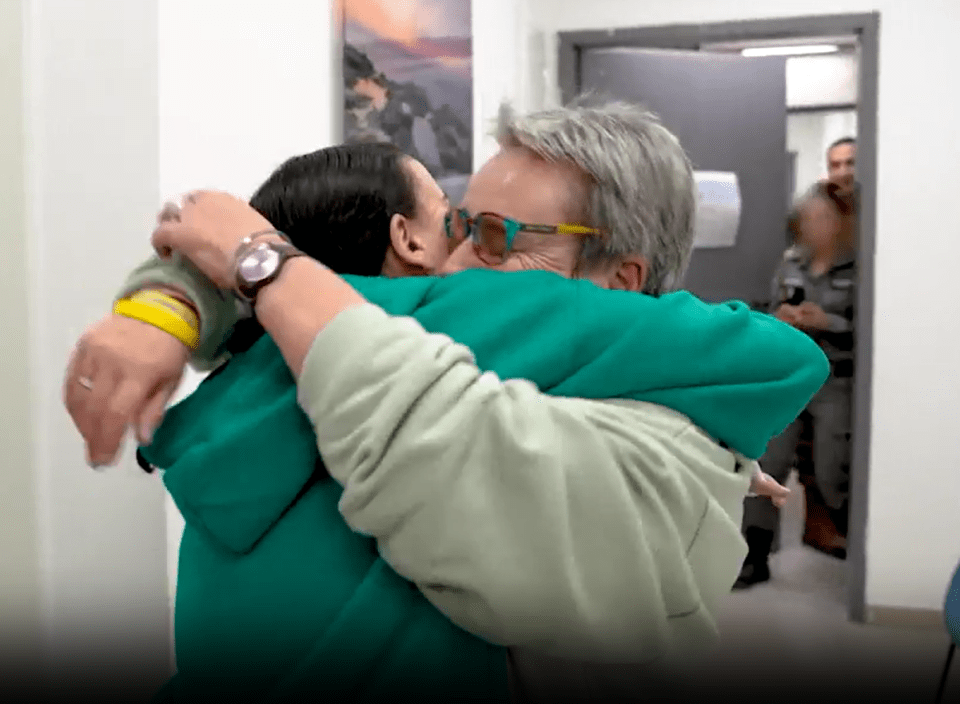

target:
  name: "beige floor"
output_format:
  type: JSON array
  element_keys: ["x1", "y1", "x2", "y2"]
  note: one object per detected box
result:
[{"x1": 683, "y1": 472, "x2": 954, "y2": 703}]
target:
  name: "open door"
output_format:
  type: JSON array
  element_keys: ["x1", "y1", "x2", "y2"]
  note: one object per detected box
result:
[{"x1": 580, "y1": 48, "x2": 787, "y2": 307}]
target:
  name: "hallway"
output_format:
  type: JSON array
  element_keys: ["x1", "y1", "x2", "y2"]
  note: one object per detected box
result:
[{"x1": 688, "y1": 473, "x2": 951, "y2": 703}]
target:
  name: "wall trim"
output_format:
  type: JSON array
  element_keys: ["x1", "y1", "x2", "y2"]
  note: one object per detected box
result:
[
  {"x1": 867, "y1": 606, "x2": 946, "y2": 631},
  {"x1": 787, "y1": 102, "x2": 857, "y2": 114}
]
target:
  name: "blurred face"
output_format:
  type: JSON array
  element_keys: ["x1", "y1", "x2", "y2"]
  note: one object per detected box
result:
[
  {"x1": 799, "y1": 197, "x2": 842, "y2": 252},
  {"x1": 827, "y1": 142, "x2": 856, "y2": 195},
  {"x1": 440, "y1": 147, "x2": 589, "y2": 278},
  {"x1": 400, "y1": 157, "x2": 455, "y2": 272}
]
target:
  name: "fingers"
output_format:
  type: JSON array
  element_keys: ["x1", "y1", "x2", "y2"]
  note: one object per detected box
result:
[
  {"x1": 64, "y1": 313, "x2": 191, "y2": 469},
  {"x1": 768, "y1": 480, "x2": 790, "y2": 507},
  {"x1": 154, "y1": 190, "x2": 218, "y2": 255},
  {"x1": 155, "y1": 189, "x2": 211, "y2": 227},
  {"x1": 152, "y1": 220, "x2": 186, "y2": 259},
  {"x1": 87, "y1": 378, "x2": 153, "y2": 466},
  {"x1": 177, "y1": 190, "x2": 212, "y2": 216},
  {"x1": 75, "y1": 370, "x2": 123, "y2": 467},
  {"x1": 66, "y1": 339, "x2": 151, "y2": 467},
  {"x1": 157, "y1": 201, "x2": 181, "y2": 224},
  {"x1": 749, "y1": 470, "x2": 791, "y2": 508},
  {"x1": 64, "y1": 344, "x2": 104, "y2": 465},
  {"x1": 77, "y1": 366, "x2": 125, "y2": 466},
  {"x1": 63, "y1": 342, "x2": 88, "y2": 420},
  {"x1": 136, "y1": 382, "x2": 179, "y2": 446}
]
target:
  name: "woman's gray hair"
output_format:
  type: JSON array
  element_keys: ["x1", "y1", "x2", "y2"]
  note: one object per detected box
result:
[{"x1": 496, "y1": 97, "x2": 696, "y2": 294}]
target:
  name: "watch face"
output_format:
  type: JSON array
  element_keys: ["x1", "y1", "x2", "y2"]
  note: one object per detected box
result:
[{"x1": 239, "y1": 245, "x2": 281, "y2": 285}]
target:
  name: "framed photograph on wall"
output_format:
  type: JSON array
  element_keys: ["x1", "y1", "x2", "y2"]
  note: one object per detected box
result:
[{"x1": 343, "y1": 0, "x2": 473, "y2": 202}]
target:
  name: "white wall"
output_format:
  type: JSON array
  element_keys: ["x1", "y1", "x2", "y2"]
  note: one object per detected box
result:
[
  {"x1": 786, "y1": 53, "x2": 859, "y2": 108},
  {"x1": 0, "y1": 0, "x2": 43, "y2": 675},
  {"x1": 475, "y1": 0, "x2": 533, "y2": 162},
  {"x1": 21, "y1": 0, "x2": 170, "y2": 691},
  {"x1": 529, "y1": 0, "x2": 960, "y2": 613},
  {"x1": 787, "y1": 109, "x2": 858, "y2": 201}
]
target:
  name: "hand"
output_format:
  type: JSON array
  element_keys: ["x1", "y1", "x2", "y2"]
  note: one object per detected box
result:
[
  {"x1": 773, "y1": 304, "x2": 800, "y2": 326},
  {"x1": 795, "y1": 302, "x2": 832, "y2": 331},
  {"x1": 64, "y1": 314, "x2": 190, "y2": 467},
  {"x1": 749, "y1": 470, "x2": 790, "y2": 508},
  {"x1": 152, "y1": 191, "x2": 275, "y2": 289}
]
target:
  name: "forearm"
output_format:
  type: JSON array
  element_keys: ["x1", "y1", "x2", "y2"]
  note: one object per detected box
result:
[{"x1": 253, "y1": 256, "x2": 367, "y2": 377}]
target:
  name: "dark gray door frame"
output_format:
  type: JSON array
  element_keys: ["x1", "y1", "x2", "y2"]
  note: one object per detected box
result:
[{"x1": 559, "y1": 13, "x2": 880, "y2": 624}]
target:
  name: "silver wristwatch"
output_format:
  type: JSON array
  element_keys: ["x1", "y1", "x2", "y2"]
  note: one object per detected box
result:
[{"x1": 234, "y1": 234, "x2": 306, "y2": 303}]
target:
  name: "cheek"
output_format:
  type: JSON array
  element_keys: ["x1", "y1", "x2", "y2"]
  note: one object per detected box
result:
[
  {"x1": 493, "y1": 256, "x2": 530, "y2": 273},
  {"x1": 419, "y1": 220, "x2": 454, "y2": 268},
  {"x1": 441, "y1": 240, "x2": 513, "y2": 274}
]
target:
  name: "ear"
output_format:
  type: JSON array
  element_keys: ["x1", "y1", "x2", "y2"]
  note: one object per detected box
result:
[
  {"x1": 601, "y1": 255, "x2": 648, "y2": 293},
  {"x1": 388, "y1": 212, "x2": 430, "y2": 269}
]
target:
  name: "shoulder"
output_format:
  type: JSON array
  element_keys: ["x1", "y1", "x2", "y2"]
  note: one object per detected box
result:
[{"x1": 775, "y1": 247, "x2": 807, "y2": 279}]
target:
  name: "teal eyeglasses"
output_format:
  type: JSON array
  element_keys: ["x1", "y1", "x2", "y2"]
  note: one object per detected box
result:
[{"x1": 444, "y1": 208, "x2": 604, "y2": 263}]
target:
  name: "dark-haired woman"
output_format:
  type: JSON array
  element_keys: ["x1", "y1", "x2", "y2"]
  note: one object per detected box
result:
[{"x1": 120, "y1": 141, "x2": 460, "y2": 366}]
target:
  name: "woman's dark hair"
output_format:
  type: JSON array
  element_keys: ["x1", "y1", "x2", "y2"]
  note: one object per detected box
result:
[
  {"x1": 227, "y1": 142, "x2": 418, "y2": 353},
  {"x1": 249, "y1": 142, "x2": 417, "y2": 275}
]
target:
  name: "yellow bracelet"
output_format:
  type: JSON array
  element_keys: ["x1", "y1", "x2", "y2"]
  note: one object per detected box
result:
[
  {"x1": 113, "y1": 298, "x2": 200, "y2": 350},
  {"x1": 128, "y1": 289, "x2": 200, "y2": 331}
]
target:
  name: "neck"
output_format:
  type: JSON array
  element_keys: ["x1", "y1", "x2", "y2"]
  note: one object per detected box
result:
[{"x1": 810, "y1": 243, "x2": 842, "y2": 268}]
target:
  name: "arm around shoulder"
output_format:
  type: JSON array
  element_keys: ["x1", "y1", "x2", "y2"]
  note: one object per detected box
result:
[{"x1": 295, "y1": 304, "x2": 751, "y2": 663}]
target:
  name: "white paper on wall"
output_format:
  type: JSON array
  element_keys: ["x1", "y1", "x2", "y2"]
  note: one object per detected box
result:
[{"x1": 693, "y1": 171, "x2": 741, "y2": 249}]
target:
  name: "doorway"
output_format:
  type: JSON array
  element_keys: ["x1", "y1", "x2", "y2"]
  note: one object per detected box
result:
[{"x1": 558, "y1": 13, "x2": 879, "y2": 624}]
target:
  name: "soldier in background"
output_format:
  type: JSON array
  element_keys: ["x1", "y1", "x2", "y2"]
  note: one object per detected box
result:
[
  {"x1": 823, "y1": 136, "x2": 859, "y2": 250},
  {"x1": 735, "y1": 184, "x2": 856, "y2": 588}
]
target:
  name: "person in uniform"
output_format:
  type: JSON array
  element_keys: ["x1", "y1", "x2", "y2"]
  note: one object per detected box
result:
[
  {"x1": 735, "y1": 183, "x2": 857, "y2": 588},
  {"x1": 823, "y1": 136, "x2": 859, "y2": 252}
]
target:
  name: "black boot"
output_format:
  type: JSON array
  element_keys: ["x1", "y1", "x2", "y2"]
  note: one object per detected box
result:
[
  {"x1": 828, "y1": 500, "x2": 849, "y2": 538},
  {"x1": 732, "y1": 527, "x2": 774, "y2": 590}
]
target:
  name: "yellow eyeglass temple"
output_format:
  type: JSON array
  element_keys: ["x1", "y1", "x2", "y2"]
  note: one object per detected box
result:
[{"x1": 555, "y1": 223, "x2": 602, "y2": 236}]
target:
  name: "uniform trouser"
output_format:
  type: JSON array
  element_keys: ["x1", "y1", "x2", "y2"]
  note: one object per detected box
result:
[{"x1": 742, "y1": 375, "x2": 853, "y2": 545}]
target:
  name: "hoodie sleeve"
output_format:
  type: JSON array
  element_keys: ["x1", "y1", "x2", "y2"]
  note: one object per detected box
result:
[
  {"x1": 119, "y1": 253, "x2": 249, "y2": 370},
  {"x1": 296, "y1": 303, "x2": 753, "y2": 663}
]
